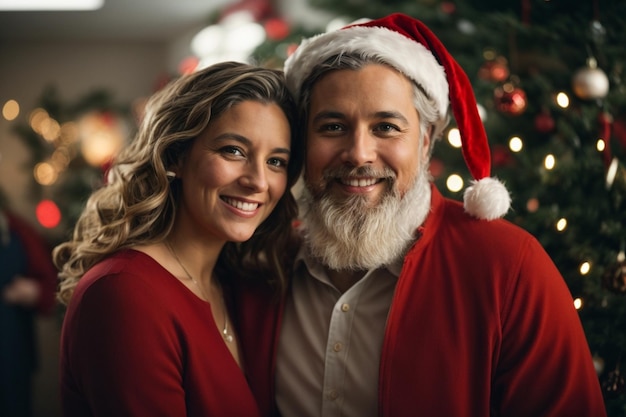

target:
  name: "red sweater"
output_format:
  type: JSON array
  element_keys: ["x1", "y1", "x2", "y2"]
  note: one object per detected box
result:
[
  {"x1": 237, "y1": 187, "x2": 607, "y2": 417},
  {"x1": 60, "y1": 250, "x2": 261, "y2": 417}
]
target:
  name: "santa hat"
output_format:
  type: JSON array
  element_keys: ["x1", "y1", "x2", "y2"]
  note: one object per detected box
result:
[{"x1": 284, "y1": 13, "x2": 511, "y2": 220}]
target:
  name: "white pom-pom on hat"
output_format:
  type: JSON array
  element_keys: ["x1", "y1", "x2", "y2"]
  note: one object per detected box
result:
[
  {"x1": 464, "y1": 177, "x2": 512, "y2": 221},
  {"x1": 284, "y1": 13, "x2": 511, "y2": 220}
]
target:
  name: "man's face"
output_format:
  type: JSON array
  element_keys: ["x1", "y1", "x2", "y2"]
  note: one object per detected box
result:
[{"x1": 304, "y1": 64, "x2": 430, "y2": 204}]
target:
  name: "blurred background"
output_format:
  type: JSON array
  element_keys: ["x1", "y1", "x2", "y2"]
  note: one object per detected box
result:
[{"x1": 0, "y1": 0, "x2": 625, "y2": 415}]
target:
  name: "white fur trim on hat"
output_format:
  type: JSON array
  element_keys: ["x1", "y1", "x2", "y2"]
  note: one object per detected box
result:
[{"x1": 284, "y1": 25, "x2": 449, "y2": 120}]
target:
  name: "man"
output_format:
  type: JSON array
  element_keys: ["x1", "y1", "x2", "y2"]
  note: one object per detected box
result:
[{"x1": 238, "y1": 13, "x2": 606, "y2": 417}]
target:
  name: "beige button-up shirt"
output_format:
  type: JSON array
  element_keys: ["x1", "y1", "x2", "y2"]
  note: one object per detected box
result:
[{"x1": 275, "y1": 247, "x2": 402, "y2": 417}]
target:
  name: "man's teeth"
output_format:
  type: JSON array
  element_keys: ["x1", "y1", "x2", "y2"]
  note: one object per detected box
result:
[
  {"x1": 341, "y1": 178, "x2": 378, "y2": 187},
  {"x1": 224, "y1": 198, "x2": 258, "y2": 211}
]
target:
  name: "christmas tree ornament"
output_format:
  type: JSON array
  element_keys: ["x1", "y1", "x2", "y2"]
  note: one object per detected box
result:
[
  {"x1": 457, "y1": 19, "x2": 476, "y2": 35},
  {"x1": 494, "y1": 83, "x2": 527, "y2": 115},
  {"x1": 264, "y1": 17, "x2": 290, "y2": 40},
  {"x1": 492, "y1": 145, "x2": 514, "y2": 168},
  {"x1": 526, "y1": 198, "x2": 539, "y2": 213},
  {"x1": 572, "y1": 57, "x2": 609, "y2": 100},
  {"x1": 602, "y1": 365, "x2": 625, "y2": 397},
  {"x1": 533, "y1": 110, "x2": 555, "y2": 134},
  {"x1": 601, "y1": 251, "x2": 626, "y2": 294},
  {"x1": 478, "y1": 57, "x2": 509, "y2": 83},
  {"x1": 589, "y1": 20, "x2": 606, "y2": 44}
]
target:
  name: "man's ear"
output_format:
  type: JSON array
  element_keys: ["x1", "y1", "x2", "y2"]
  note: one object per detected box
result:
[{"x1": 421, "y1": 126, "x2": 433, "y2": 161}]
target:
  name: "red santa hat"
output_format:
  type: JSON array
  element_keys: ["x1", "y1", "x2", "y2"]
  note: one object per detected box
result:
[{"x1": 284, "y1": 13, "x2": 511, "y2": 220}]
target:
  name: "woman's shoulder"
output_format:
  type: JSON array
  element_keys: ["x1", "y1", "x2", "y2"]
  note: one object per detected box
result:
[{"x1": 71, "y1": 249, "x2": 170, "y2": 304}]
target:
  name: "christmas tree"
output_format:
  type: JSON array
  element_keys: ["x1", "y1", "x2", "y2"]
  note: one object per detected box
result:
[{"x1": 253, "y1": 0, "x2": 626, "y2": 413}]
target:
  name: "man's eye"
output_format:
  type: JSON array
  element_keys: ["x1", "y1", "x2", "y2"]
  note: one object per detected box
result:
[
  {"x1": 376, "y1": 123, "x2": 399, "y2": 132},
  {"x1": 320, "y1": 123, "x2": 344, "y2": 132}
]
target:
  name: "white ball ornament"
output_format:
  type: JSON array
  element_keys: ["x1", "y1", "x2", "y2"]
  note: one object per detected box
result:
[{"x1": 572, "y1": 57, "x2": 609, "y2": 100}]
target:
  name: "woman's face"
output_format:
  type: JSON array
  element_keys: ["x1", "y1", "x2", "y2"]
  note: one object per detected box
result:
[{"x1": 175, "y1": 100, "x2": 292, "y2": 244}]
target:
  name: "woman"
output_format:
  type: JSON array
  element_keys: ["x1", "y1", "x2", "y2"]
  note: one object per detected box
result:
[{"x1": 54, "y1": 61, "x2": 302, "y2": 417}]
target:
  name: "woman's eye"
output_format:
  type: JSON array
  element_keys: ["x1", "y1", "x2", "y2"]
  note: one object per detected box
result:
[
  {"x1": 221, "y1": 146, "x2": 244, "y2": 156},
  {"x1": 267, "y1": 157, "x2": 288, "y2": 168}
]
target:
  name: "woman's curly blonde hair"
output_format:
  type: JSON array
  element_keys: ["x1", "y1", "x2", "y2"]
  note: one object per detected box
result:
[{"x1": 54, "y1": 61, "x2": 303, "y2": 305}]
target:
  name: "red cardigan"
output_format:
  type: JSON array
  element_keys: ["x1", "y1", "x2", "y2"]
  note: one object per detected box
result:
[
  {"x1": 237, "y1": 187, "x2": 607, "y2": 417},
  {"x1": 60, "y1": 250, "x2": 261, "y2": 417}
]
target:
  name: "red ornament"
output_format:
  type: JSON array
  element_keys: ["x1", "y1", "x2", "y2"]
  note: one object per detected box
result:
[
  {"x1": 440, "y1": 2, "x2": 456, "y2": 14},
  {"x1": 613, "y1": 117, "x2": 626, "y2": 149},
  {"x1": 492, "y1": 144, "x2": 514, "y2": 168},
  {"x1": 478, "y1": 58, "x2": 509, "y2": 83},
  {"x1": 494, "y1": 84, "x2": 527, "y2": 115},
  {"x1": 264, "y1": 18, "x2": 290, "y2": 40},
  {"x1": 533, "y1": 111, "x2": 555, "y2": 134}
]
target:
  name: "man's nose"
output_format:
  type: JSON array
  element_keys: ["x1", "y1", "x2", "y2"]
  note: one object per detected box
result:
[{"x1": 341, "y1": 128, "x2": 377, "y2": 166}]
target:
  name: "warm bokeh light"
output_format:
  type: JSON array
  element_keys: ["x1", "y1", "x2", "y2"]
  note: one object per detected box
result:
[
  {"x1": 2, "y1": 99, "x2": 19, "y2": 120},
  {"x1": 36, "y1": 199, "x2": 61, "y2": 229},
  {"x1": 556, "y1": 217, "x2": 567, "y2": 231},
  {"x1": 34, "y1": 162, "x2": 59, "y2": 185},
  {"x1": 556, "y1": 92, "x2": 570, "y2": 108},
  {"x1": 41, "y1": 117, "x2": 61, "y2": 142},
  {"x1": 579, "y1": 261, "x2": 591, "y2": 275},
  {"x1": 596, "y1": 139, "x2": 606, "y2": 152},
  {"x1": 508, "y1": 136, "x2": 523, "y2": 152},
  {"x1": 446, "y1": 174, "x2": 464, "y2": 192},
  {"x1": 79, "y1": 112, "x2": 126, "y2": 167},
  {"x1": 447, "y1": 128, "x2": 462, "y2": 148},
  {"x1": 29, "y1": 108, "x2": 49, "y2": 133},
  {"x1": 544, "y1": 154, "x2": 556, "y2": 170},
  {"x1": 573, "y1": 298, "x2": 583, "y2": 310}
]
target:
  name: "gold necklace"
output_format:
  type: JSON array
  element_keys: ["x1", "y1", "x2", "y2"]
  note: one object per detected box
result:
[{"x1": 164, "y1": 240, "x2": 234, "y2": 343}]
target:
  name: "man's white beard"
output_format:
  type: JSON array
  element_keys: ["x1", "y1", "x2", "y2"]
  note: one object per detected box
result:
[{"x1": 299, "y1": 163, "x2": 432, "y2": 271}]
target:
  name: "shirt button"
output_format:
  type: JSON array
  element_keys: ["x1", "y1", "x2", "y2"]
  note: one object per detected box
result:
[
  {"x1": 327, "y1": 390, "x2": 339, "y2": 400},
  {"x1": 341, "y1": 303, "x2": 350, "y2": 312},
  {"x1": 333, "y1": 342, "x2": 343, "y2": 352}
]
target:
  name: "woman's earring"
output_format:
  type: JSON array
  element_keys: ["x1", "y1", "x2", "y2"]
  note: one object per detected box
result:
[{"x1": 166, "y1": 171, "x2": 176, "y2": 181}]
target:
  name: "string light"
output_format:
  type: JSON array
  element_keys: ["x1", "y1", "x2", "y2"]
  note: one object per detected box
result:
[
  {"x1": 555, "y1": 92, "x2": 570, "y2": 108},
  {"x1": 508, "y1": 136, "x2": 523, "y2": 152},
  {"x1": 447, "y1": 128, "x2": 462, "y2": 148},
  {"x1": 446, "y1": 174, "x2": 464, "y2": 192},
  {"x1": 556, "y1": 217, "x2": 567, "y2": 231},
  {"x1": 544, "y1": 154, "x2": 556, "y2": 170},
  {"x1": 2, "y1": 99, "x2": 19, "y2": 121},
  {"x1": 579, "y1": 261, "x2": 591, "y2": 275},
  {"x1": 573, "y1": 298, "x2": 583, "y2": 310},
  {"x1": 596, "y1": 139, "x2": 606, "y2": 152}
]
